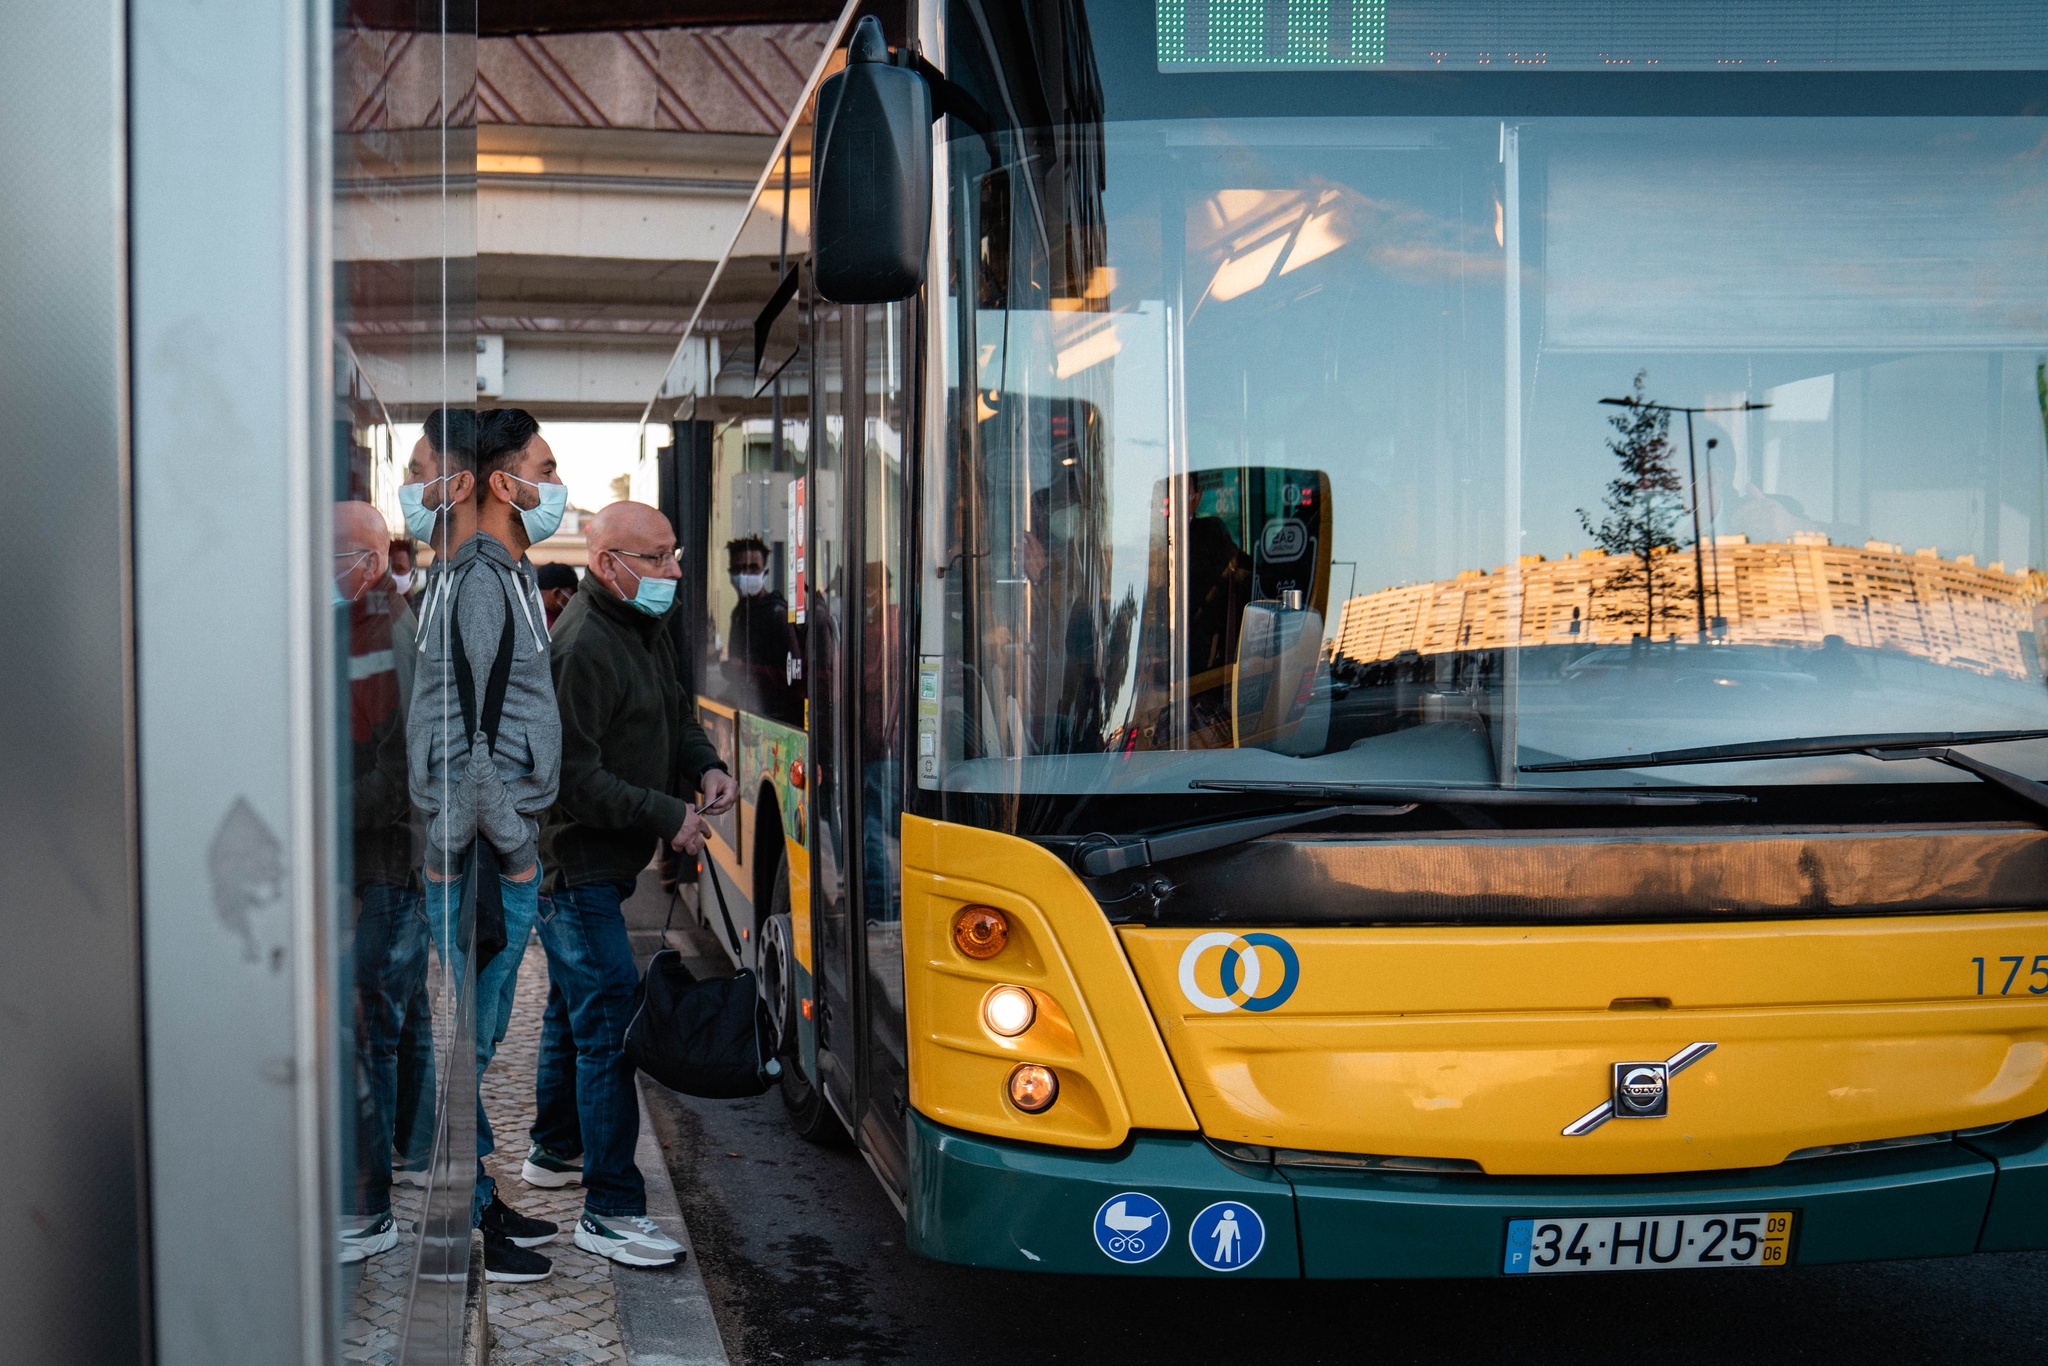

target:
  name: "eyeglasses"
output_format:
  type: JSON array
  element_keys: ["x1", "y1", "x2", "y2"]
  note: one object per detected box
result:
[{"x1": 608, "y1": 548, "x2": 684, "y2": 568}]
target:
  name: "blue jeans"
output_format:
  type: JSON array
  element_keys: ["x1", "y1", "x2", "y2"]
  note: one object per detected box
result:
[
  {"x1": 534, "y1": 879, "x2": 645, "y2": 1216},
  {"x1": 350, "y1": 881, "x2": 430, "y2": 1216},
  {"x1": 426, "y1": 860, "x2": 541, "y2": 1223}
]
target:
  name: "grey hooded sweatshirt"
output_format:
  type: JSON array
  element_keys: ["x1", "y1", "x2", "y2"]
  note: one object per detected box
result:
[{"x1": 407, "y1": 531, "x2": 560, "y2": 878}]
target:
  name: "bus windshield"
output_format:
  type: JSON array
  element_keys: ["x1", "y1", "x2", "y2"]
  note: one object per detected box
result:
[{"x1": 921, "y1": 2, "x2": 2048, "y2": 803}]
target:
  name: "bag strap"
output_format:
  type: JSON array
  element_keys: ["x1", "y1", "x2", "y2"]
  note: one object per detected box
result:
[
  {"x1": 450, "y1": 573, "x2": 518, "y2": 753},
  {"x1": 702, "y1": 855, "x2": 744, "y2": 958}
]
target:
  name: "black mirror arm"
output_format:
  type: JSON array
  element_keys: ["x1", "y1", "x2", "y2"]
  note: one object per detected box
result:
[{"x1": 899, "y1": 51, "x2": 1002, "y2": 170}]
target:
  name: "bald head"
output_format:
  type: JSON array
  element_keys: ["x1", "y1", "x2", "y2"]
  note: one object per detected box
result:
[
  {"x1": 335, "y1": 501, "x2": 389, "y2": 556},
  {"x1": 586, "y1": 500, "x2": 679, "y2": 602},
  {"x1": 587, "y1": 501, "x2": 670, "y2": 557},
  {"x1": 334, "y1": 501, "x2": 391, "y2": 603}
]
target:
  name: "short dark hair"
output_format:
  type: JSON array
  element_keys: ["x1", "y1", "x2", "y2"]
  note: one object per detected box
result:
[
  {"x1": 535, "y1": 562, "x2": 577, "y2": 592},
  {"x1": 726, "y1": 535, "x2": 770, "y2": 568},
  {"x1": 421, "y1": 407, "x2": 477, "y2": 478},
  {"x1": 477, "y1": 408, "x2": 541, "y2": 500}
]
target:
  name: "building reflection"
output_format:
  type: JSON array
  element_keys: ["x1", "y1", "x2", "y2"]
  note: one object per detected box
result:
[{"x1": 1334, "y1": 534, "x2": 2048, "y2": 680}]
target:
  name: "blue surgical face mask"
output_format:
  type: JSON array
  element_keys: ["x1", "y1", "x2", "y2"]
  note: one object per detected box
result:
[
  {"x1": 505, "y1": 474, "x2": 568, "y2": 544},
  {"x1": 627, "y1": 574, "x2": 676, "y2": 617},
  {"x1": 610, "y1": 553, "x2": 677, "y2": 616},
  {"x1": 397, "y1": 479, "x2": 455, "y2": 543}
]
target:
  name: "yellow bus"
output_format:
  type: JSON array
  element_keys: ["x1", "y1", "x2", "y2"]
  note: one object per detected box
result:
[{"x1": 639, "y1": 0, "x2": 2048, "y2": 1277}]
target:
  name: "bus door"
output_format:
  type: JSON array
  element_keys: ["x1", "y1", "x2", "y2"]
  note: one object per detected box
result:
[
  {"x1": 806, "y1": 287, "x2": 860, "y2": 1133},
  {"x1": 805, "y1": 294, "x2": 913, "y2": 1188}
]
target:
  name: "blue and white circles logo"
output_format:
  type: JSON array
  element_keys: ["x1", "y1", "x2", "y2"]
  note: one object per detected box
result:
[
  {"x1": 1189, "y1": 1201, "x2": 1265, "y2": 1272},
  {"x1": 1092, "y1": 1192, "x2": 1171, "y2": 1264},
  {"x1": 1177, "y1": 932, "x2": 1301, "y2": 1014}
]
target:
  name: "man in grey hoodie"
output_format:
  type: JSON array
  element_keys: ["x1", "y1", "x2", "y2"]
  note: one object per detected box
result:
[{"x1": 407, "y1": 406, "x2": 567, "y2": 1282}]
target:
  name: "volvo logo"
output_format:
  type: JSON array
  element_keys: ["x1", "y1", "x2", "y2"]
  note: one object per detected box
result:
[
  {"x1": 1614, "y1": 1063, "x2": 1670, "y2": 1117},
  {"x1": 1562, "y1": 1042, "x2": 1716, "y2": 1136}
]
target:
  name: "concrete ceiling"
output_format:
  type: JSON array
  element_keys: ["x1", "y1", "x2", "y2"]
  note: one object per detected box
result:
[{"x1": 338, "y1": 14, "x2": 839, "y2": 419}]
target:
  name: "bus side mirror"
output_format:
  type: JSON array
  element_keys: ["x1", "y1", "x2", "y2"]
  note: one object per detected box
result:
[{"x1": 814, "y1": 17, "x2": 932, "y2": 304}]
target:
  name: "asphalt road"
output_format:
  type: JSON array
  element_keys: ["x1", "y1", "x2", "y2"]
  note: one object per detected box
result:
[{"x1": 643, "y1": 1079, "x2": 2048, "y2": 1366}]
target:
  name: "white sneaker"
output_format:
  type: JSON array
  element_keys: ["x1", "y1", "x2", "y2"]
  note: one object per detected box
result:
[
  {"x1": 338, "y1": 1211, "x2": 399, "y2": 1263},
  {"x1": 573, "y1": 1211, "x2": 685, "y2": 1268}
]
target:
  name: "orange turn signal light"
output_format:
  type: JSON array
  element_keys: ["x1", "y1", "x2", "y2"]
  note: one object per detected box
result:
[
  {"x1": 789, "y1": 759, "x2": 806, "y2": 789},
  {"x1": 1008, "y1": 1063, "x2": 1058, "y2": 1114},
  {"x1": 952, "y1": 905, "x2": 1009, "y2": 960}
]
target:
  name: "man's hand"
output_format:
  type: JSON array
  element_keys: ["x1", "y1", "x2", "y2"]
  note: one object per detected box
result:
[
  {"x1": 669, "y1": 805, "x2": 709, "y2": 854},
  {"x1": 697, "y1": 766, "x2": 738, "y2": 816}
]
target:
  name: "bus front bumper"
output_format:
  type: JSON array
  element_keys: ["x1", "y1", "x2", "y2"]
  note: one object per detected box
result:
[{"x1": 905, "y1": 1111, "x2": 2048, "y2": 1278}]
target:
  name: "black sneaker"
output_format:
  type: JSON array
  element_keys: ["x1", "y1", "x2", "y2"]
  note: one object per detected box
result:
[
  {"x1": 483, "y1": 1229, "x2": 552, "y2": 1283},
  {"x1": 480, "y1": 1194, "x2": 558, "y2": 1249}
]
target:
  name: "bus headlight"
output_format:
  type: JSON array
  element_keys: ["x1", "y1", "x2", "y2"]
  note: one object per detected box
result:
[
  {"x1": 952, "y1": 905, "x2": 1009, "y2": 959},
  {"x1": 982, "y1": 984, "x2": 1036, "y2": 1037},
  {"x1": 1007, "y1": 1063, "x2": 1059, "y2": 1114}
]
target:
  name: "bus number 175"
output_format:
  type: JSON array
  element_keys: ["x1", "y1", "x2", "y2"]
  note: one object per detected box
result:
[{"x1": 1973, "y1": 956, "x2": 2048, "y2": 995}]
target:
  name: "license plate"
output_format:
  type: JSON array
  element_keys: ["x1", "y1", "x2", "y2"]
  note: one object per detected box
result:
[{"x1": 1504, "y1": 1210, "x2": 1793, "y2": 1275}]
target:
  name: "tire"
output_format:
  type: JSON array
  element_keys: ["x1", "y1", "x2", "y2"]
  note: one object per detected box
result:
[{"x1": 761, "y1": 857, "x2": 846, "y2": 1145}]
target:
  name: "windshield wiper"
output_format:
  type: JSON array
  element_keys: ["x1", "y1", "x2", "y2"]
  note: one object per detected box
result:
[
  {"x1": 1521, "y1": 729, "x2": 2048, "y2": 824},
  {"x1": 1190, "y1": 779, "x2": 1752, "y2": 807},
  {"x1": 1074, "y1": 803, "x2": 1415, "y2": 877},
  {"x1": 1070, "y1": 781, "x2": 1753, "y2": 879}
]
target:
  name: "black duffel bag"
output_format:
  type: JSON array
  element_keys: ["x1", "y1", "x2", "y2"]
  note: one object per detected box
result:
[{"x1": 626, "y1": 856, "x2": 781, "y2": 1099}]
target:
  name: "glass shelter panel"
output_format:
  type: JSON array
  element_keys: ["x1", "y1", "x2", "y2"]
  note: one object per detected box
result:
[{"x1": 332, "y1": 3, "x2": 478, "y2": 1361}]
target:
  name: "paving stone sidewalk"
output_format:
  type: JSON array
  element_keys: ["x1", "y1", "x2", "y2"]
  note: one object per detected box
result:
[{"x1": 482, "y1": 934, "x2": 627, "y2": 1365}]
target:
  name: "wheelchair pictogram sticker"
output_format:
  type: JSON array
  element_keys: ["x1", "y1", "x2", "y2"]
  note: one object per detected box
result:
[
  {"x1": 1189, "y1": 1201, "x2": 1265, "y2": 1271},
  {"x1": 1177, "y1": 931, "x2": 1300, "y2": 1014},
  {"x1": 1093, "y1": 1192, "x2": 1171, "y2": 1264}
]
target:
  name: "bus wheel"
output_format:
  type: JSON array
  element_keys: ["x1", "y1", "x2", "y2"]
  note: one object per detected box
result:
[{"x1": 763, "y1": 857, "x2": 845, "y2": 1145}]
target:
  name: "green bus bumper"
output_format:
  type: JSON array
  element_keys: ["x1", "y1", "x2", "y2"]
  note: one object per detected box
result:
[{"x1": 905, "y1": 1111, "x2": 2048, "y2": 1278}]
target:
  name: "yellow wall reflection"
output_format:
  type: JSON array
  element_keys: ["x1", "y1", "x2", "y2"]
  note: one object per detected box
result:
[{"x1": 1334, "y1": 535, "x2": 2048, "y2": 679}]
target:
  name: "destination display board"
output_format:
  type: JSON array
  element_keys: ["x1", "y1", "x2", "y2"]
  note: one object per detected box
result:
[{"x1": 1156, "y1": 0, "x2": 2048, "y2": 73}]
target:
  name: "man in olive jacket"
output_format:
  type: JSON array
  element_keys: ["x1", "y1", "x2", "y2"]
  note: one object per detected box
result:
[{"x1": 531, "y1": 500, "x2": 737, "y2": 1268}]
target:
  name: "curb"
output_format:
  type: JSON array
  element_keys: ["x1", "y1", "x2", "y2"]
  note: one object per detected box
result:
[
  {"x1": 613, "y1": 1074, "x2": 732, "y2": 1366},
  {"x1": 462, "y1": 1229, "x2": 488, "y2": 1365}
]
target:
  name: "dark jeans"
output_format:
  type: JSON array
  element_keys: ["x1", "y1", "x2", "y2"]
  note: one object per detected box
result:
[
  {"x1": 533, "y1": 879, "x2": 645, "y2": 1216},
  {"x1": 391, "y1": 976, "x2": 436, "y2": 1170},
  {"x1": 350, "y1": 880, "x2": 430, "y2": 1216}
]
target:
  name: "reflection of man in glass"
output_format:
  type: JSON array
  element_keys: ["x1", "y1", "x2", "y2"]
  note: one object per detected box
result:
[
  {"x1": 387, "y1": 407, "x2": 473, "y2": 1192},
  {"x1": 335, "y1": 501, "x2": 424, "y2": 1265},
  {"x1": 861, "y1": 562, "x2": 902, "y2": 922},
  {"x1": 724, "y1": 535, "x2": 800, "y2": 721}
]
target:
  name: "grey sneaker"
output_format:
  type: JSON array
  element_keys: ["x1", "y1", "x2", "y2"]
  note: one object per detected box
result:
[
  {"x1": 338, "y1": 1211, "x2": 399, "y2": 1263},
  {"x1": 520, "y1": 1142, "x2": 583, "y2": 1189},
  {"x1": 573, "y1": 1211, "x2": 684, "y2": 1268}
]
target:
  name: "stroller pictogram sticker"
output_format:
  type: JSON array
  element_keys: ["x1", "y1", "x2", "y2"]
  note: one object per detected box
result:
[{"x1": 1093, "y1": 1192, "x2": 1170, "y2": 1263}]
